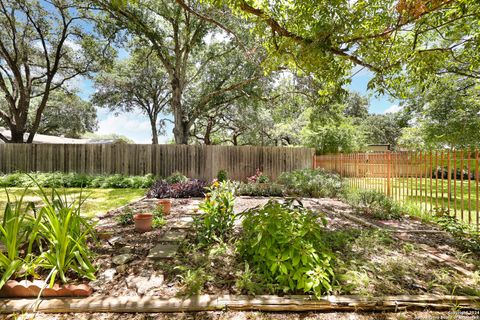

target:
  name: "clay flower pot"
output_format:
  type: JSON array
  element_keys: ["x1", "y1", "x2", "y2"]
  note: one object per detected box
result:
[
  {"x1": 134, "y1": 213, "x2": 153, "y2": 232},
  {"x1": 158, "y1": 199, "x2": 172, "y2": 215}
]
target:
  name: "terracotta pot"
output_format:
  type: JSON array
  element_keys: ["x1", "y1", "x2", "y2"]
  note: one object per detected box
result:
[
  {"x1": 158, "y1": 199, "x2": 172, "y2": 215},
  {"x1": 97, "y1": 230, "x2": 113, "y2": 240},
  {"x1": 134, "y1": 213, "x2": 153, "y2": 232},
  {"x1": 0, "y1": 280, "x2": 92, "y2": 298}
]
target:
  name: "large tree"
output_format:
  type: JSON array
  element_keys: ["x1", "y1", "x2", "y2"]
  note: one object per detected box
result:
[
  {"x1": 97, "y1": 0, "x2": 263, "y2": 144},
  {"x1": 93, "y1": 47, "x2": 170, "y2": 144},
  {"x1": 0, "y1": 0, "x2": 107, "y2": 143},
  {"x1": 399, "y1": 76, "x2": 480, "y2": 149},
  {"x1": 35, "y1": 90, "x2": 98, "y2": 138},
  {"x1": 184, "y1": 0, "x2": 480, "y2": 98}
]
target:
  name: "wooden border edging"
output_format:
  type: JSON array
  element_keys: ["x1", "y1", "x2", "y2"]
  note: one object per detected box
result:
[{"x1": 1, "y1": 295, "x2": 480, "y2": 314}]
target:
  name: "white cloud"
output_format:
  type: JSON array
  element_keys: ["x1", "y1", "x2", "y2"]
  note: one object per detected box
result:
[
  {"x1": 96, "y1": 113, "x2": 151, "y2": 143},
  {"x1": 383, "y1": 104, "x2": 402, "y2": 114},
  {"x1": 95, "y1": 110, "x2": 173, "y2": 144}
]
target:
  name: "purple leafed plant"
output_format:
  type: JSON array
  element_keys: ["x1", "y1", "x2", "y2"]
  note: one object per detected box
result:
[{"x1": 147, "y1": 179, "x2": 208, "y2": 198}]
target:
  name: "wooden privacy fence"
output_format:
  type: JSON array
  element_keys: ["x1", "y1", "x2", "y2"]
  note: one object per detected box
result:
[
  {"x1": 315, "y1": 150, "x2": 480, "y2": 229},
  {"x1": 0, "y1": 144, "x2": 315, "y2": 181}
]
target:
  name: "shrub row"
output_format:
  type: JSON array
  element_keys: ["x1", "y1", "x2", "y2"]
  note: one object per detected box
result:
[{"x1": 0, "y1": 172, "x2": 156, "y2": 188}]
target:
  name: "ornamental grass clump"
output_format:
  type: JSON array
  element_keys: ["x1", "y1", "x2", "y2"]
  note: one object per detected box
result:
[
  {"x1": 0, "y1": 178, "x2": 97, "y2": 288},
  {"x1": 238, "y1": 199, "x2": 335, "y2": 297}
]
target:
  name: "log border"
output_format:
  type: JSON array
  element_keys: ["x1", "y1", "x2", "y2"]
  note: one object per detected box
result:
[{"x1": 1, "y1": 295, "x2": 480, "y2": 314}]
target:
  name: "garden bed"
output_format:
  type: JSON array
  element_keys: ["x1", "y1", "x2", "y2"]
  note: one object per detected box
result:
[{"x1": 89, "y1": 196, "x2": 479, "y2": 299}]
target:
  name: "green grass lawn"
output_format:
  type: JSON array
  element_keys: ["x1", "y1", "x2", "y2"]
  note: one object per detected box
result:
[
  {"x1": 347, "y1": 177, "x2": 480, "y2": 227},
  {"x1": 0, "y1": 187, "x2": 145, "y2": 218}
]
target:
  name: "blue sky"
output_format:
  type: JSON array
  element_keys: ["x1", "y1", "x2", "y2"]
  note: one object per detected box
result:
[{"x1": 78, "y1": 67, "x2": 398, "y2": 144}]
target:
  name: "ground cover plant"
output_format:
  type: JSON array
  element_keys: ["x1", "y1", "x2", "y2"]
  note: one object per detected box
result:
[
  {"x1": 0, "y1": 184, "x2": 97, "y2": 288},
  {"x1": 0, "y1": 172, "x2": 156, "y2": 189},
  {"x1": 278, "y1": 169, "x2": 344, "y2": 198},
  {"x1": 236, "y1": 181, "x2": 284, "y2": 197},
  {"x1": 344, "y1": 189, "x2": 403, "y2": 220}
]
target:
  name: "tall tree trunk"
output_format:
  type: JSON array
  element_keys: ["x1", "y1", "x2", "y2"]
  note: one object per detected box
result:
[
  {"x1": 150, "y1": 115, "x2": 159, "y2": 145},
  {"x1": 9, "y1": 127, "x2": 26, "y2": 143},
  {"x1": 171, "y1": 76, "x2": 189, "y2": 144},
  {"x1": 204, "y1": 118, "x2": 213, "y2": 145}
]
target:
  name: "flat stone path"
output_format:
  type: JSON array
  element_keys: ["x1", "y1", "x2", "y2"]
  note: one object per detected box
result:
[
  {"x1": 148, "y1": 244, "x2": 180, "y2": 260},
  {"x1": 146, "y1": 205, "x2": 197, "y2": 260}
]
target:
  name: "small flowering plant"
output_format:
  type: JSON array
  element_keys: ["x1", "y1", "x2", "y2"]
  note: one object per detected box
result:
[
  {"x1": 195, "y1": 180, "x2": 236, "y2": 245},
  {"x1": 247, "y1": 169, "x2": 270, "y2": 184}
]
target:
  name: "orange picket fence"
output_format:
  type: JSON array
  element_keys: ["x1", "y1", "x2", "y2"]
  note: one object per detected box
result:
[{"x1": 314, "y1": 150, "x2": 480, "y2": 229}]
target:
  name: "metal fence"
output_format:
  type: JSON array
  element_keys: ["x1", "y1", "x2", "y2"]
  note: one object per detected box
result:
[{"x1": 315, "y1": 150, "x2": 480, "y2": 229}]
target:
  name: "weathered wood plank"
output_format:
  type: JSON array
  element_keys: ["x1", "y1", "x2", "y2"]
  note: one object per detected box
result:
[
  {"x1": 0, "y1": 295, "x2": 479, "y2": 314},
  {"x1": 0, "y1": 144, "x2": 315, "y2": 180}
]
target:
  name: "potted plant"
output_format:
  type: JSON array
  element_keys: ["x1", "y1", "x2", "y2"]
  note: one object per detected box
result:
[
  {"x1": 157, "y1": 198, "x2": 172, "y2": 214},
  {"x1": 134, "y1": 212, "x2": 153, "y2": 232}
]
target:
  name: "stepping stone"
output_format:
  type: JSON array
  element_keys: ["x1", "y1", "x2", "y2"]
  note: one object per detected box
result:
[
  {"x1": 169, "y1": 219, "x2": 193, "y2": 229},
  {"x1": 148, "y1": 244, "x2": 179, "y2": 260},
  {"x1": 159, "y1": 230, "x2": 186, "y2": 242},
  {"x1": 112, "y1": 253, "x2": 135, "y2": 265},
  {"x1": 126, "y1": 274, "x2": 164, "y2": 294}
]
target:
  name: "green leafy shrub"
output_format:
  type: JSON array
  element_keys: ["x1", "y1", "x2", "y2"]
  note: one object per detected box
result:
[
  {"x1": 216, "y1": 169, "x2": 228, "y2": 182},
  {"x1": 236, "y1": 182, "x2": 284, "y2": 197},
  {"x1": 435, "y1": 215, "x2": 480, "y2": 253},
  {"x1": 278, "y1": 168, "x2": 343, "y2": 198},
  {"x1": 165, "y1": 171, "x2": 188, "y2": 184},
  {"x1": 195, "y1": 181, "x2": 236, "y2": 245},
  {"x1": 238, "y1": 199, "x2": 335, "y2": 296},
  {"x1": 347, "y1": 189, "x2": 403, "y2": 220},
  {"x1": 0, "y1": 172, "x2": 155, "y2": 188},
  {"x1": 116, "y1": 207, "x2": 134, "y2": 225}
]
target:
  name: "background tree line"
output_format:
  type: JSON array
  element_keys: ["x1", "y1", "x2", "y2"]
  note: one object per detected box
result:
[{"x1": 0, "y1": 0, "x2": 478, "y2": 153}]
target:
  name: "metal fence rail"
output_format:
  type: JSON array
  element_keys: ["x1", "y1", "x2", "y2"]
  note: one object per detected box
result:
[{"x1": 315, "y1": 150, "x2": 480, "y2": 229}]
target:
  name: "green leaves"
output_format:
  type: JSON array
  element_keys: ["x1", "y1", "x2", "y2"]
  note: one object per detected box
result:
[
  {"x1": 238, "y1": 199, "x2": 335, "y2": 296},
  {"x1": 195, "y1": 181, "x2": 236, "y2": 245},
  {"x1": 0, "y1": 180, "x2": 97, "y2": 289},
  {"x1": 278, "y1": 168, "x2": 344, "y2": 198}
]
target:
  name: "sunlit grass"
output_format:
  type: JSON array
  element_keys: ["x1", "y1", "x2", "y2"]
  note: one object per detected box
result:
[
  {"x1": 346, "y1": 177, "x2": 480, "y2": 227},
  {"x1": 0, "y1": 188, "x2": 145, "y2": 218}
]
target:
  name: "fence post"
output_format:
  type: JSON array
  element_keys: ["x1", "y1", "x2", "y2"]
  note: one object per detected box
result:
[{"x1": 387, "y1": 151, "x2": 392, "y2": 197}]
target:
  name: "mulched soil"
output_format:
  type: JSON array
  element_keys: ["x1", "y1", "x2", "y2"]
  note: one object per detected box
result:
[
  {"x1": 6, "y1": 310, "x2": 480, "y2": 320},
  {"x1": 8, "y1": 196, "x2": 479, "y2": 320},
  {"x1": 88, "y1": 196, "x2": 478, "y2": 298}
]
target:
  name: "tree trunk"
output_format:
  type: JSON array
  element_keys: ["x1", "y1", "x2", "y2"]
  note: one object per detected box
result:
[
  {"x1": 204, "y1": 118, "x2": 213, "y2": 145},
  {"x1": 173, "y1": 118, "x2": 190, "y2": 144},
  {"x1": 9, "y1": 127, "x2": 26, "y2": 143},
  {"x1": 150, "y1": 116, "x2": 159, "y2": 145},
  {"x1": 171, "y1": 76, "x2": 189, "y2": 144}
]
